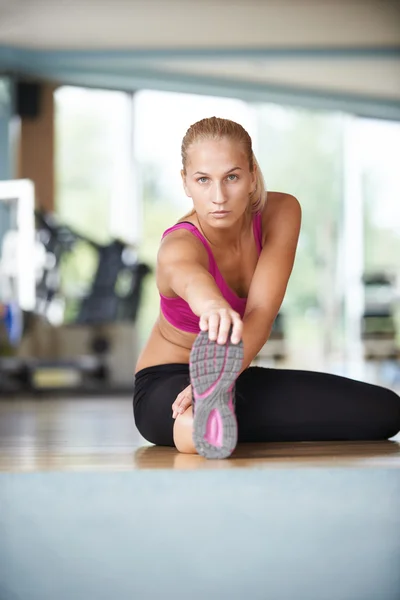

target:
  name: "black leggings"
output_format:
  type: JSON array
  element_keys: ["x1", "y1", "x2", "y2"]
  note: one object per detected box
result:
[{"x1": 133, "y1": 363, "x2": 400, "y2": 447}]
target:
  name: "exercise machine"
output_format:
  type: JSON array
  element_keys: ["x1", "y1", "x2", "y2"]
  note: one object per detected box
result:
[
  {"x1": 362, "y1": 272, "x2": 399, "y2": 361},
  {"x1": 0, "y1": 179, "x2": 151, "y2": 394}
]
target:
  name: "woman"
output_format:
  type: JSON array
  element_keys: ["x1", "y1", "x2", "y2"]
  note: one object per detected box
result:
[{"x1": 133, "y1": 117, "x2": 400, "y2": 459}]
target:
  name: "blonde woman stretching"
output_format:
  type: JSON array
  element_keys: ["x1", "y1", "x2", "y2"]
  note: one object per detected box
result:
[{"x1": 133, "y1": 117, "x2": 400, "y2": 459}]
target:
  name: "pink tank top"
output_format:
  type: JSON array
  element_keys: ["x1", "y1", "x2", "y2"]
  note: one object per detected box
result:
[{"x1": 159, "y1": 213, "x2": 263, "y2": 334}]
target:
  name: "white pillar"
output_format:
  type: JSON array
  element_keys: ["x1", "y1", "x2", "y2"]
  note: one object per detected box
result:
[{"x1": 0, "y1": 179, "x2": 36, "y2": 310}]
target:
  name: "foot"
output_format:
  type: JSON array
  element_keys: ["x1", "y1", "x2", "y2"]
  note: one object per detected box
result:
[{"x1": 189, "y1": 330, "x2": 243, "y2": 459}]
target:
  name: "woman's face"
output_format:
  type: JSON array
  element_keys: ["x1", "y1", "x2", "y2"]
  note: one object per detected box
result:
[{"x1": 182, "y1": 138, "x2": 256, "y2": 227}]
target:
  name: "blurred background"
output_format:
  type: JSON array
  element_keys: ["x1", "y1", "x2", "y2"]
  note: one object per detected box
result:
[{"x1": 0, "y1": 0, "x2": 399, "y2": 395}]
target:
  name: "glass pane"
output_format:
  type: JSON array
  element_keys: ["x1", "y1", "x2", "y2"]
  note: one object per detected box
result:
[
  {"x1": 54, "y1": 86, "x2": 134, "y2": 313},
  {"x1": 255, "y1": 104, "x2": 345, "y2": 365},
  {"x1": 362, "y1": 119, "x2": 400, "y2": 274},
  {"x1": 361, "y1": 119, "x2": 400, "y2": 355}
]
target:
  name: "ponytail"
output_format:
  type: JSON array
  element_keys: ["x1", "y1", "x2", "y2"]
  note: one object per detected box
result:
[{"x1": 248, "y1": 153, "x2": 267, "y2": 214}]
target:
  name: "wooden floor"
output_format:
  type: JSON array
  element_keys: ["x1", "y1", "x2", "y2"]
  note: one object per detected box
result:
[
  {"x1": 1, "y1": 395, "x2": 400, "y2": 472},
  {"x1": 2, "y1": 395, "x2": 400, "y2": 600}
]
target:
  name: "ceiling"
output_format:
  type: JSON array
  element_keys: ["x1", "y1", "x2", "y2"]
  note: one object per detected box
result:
[{"x1": 0, "y1": 0, "x2": 399, "y2": 119}]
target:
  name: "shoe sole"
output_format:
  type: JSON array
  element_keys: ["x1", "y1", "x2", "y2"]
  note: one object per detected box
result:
[{"x1": 189, "y1": 331, "x2": 243, "y2": 459}]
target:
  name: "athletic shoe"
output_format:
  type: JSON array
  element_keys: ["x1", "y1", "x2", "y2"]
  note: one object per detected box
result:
[{"x1": 189, "y1": 330, "x2": 243, "y2": 459}]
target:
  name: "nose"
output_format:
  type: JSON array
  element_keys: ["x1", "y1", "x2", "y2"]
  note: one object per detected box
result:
[{"x1": 212, "y1": 181, "x2": 227, "y2": 206}]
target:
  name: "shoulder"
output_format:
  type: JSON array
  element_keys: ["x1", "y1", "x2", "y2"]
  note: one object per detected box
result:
[
  {"x1": 262, "y1": 191, "x2": 301, "y2": 220},
  {"x1": 261, "y1": 191, "x2": 301, "y2": 240},
  {"x1": 157, "y1": 226, "x2": 208, "y2": 268}
]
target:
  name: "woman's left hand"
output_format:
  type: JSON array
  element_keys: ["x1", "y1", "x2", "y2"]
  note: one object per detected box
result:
[{"x1": 172, "y1": 384, "x2": 193, "y2": 419}]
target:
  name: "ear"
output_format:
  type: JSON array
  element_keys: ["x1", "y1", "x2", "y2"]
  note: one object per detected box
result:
[{"x1": 181, "y1": 170, "x2": 191, "y2": 198}]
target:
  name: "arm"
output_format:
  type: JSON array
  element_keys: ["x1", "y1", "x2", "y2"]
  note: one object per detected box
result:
[
  {"x1": 157, "y1": 231, "x2": 243, "y2": 344},
  {"x1": 159, "y1": 232, "x2": 243, "y2": 419},
  {"x1": 157, "y1": 232, "x2": 229, "y2": 315},
  {"x1": 240, "y1": 193, "x2": 302, "y2": 371}
]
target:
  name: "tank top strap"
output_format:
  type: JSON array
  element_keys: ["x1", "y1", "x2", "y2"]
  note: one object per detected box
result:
[{"x1": 161, "y1": 221, "x2": 217, "y2": 273}]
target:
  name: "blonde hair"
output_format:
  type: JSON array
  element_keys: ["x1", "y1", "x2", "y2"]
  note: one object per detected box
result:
[{"x1": 180, "y1": 117, "x2": 266, "y2": 219}]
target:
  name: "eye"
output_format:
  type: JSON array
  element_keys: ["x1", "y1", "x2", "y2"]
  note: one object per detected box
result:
[
  {"x1": 227, "y1": 174, "x2": 238, "y2": 181},
  {"x1": 197, "y1": 177, "x2": 208, "y2": 184}
]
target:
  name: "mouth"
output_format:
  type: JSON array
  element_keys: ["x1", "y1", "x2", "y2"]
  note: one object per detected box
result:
[{"x1": 212, "y1": 210, "x2": 230, "y2": 215}]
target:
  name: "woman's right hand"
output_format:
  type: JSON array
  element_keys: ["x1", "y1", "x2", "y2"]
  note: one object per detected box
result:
[
  {"x1": 172, "y1": 384, "x2": 192, "y2": 419},
  {"x1": 199, "y1": 303, "x2": 243, "y2": 345}
]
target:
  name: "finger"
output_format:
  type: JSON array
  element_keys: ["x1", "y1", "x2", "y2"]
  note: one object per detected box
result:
[
  {"x1": 172, "y1": 393, "x2": 182, "y2": 408},
  {"x1": 172, "y1": 388, "x2": 191, "y2": 410},
  {"x1": 177, "y1": 398, "x2": 191, "y2": 414},
  {"x1": 172, "y1": 401, "x2": 183, "y2": 419},
  {"x1": 174, "y1": 395, "x2": 188, "y2": 409},
  {"x1": 172, "y1": 397, "x2": 181, "y2": 417},
  {"x1": 217, "y1": 313, "x2": 233, "y2": 345},
  {"x1": 173, "y1": 397, "x2": 191, "y2": 419},
  {"x1": 230, "y1": 314, "x2": 243, "y2": 344},
  {"x1": 199, "y1": 314, "x2": 209, "y2": 331},
  {"x1": 207, "y1": 313, "x2": 220, "y2": 341}
]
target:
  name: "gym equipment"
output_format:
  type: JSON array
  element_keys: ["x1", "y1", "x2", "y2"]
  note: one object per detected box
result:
[
  {"x1": 34, "y1": 209, "x2": 150, "y2": 327},
  {"x1": 362, "y1": 272, "x2": 399, "y2": 361},
  {"x1": 0, "y1": 179, "x2": 36, "y2": 312},
  {"x1": 0, "y1": 180, "x2": 151, "y2": 394},
  {"x1": 0, "y1": 302, "x2": 23, "y2": 347}
]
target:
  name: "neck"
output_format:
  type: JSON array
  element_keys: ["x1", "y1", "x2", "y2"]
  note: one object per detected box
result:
[{"x1": 195, "y1": 210, "x2": 252, "y2": 250}]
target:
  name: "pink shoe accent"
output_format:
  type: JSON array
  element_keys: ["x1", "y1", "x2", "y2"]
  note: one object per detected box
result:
[{"x1": 204, "y1": 409, "x2": 223, "y2": 448}]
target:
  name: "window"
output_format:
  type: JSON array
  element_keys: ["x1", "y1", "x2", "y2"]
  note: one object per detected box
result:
[{"x1": 55, "y1": 86, "x2": 137, "y2": 314}]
